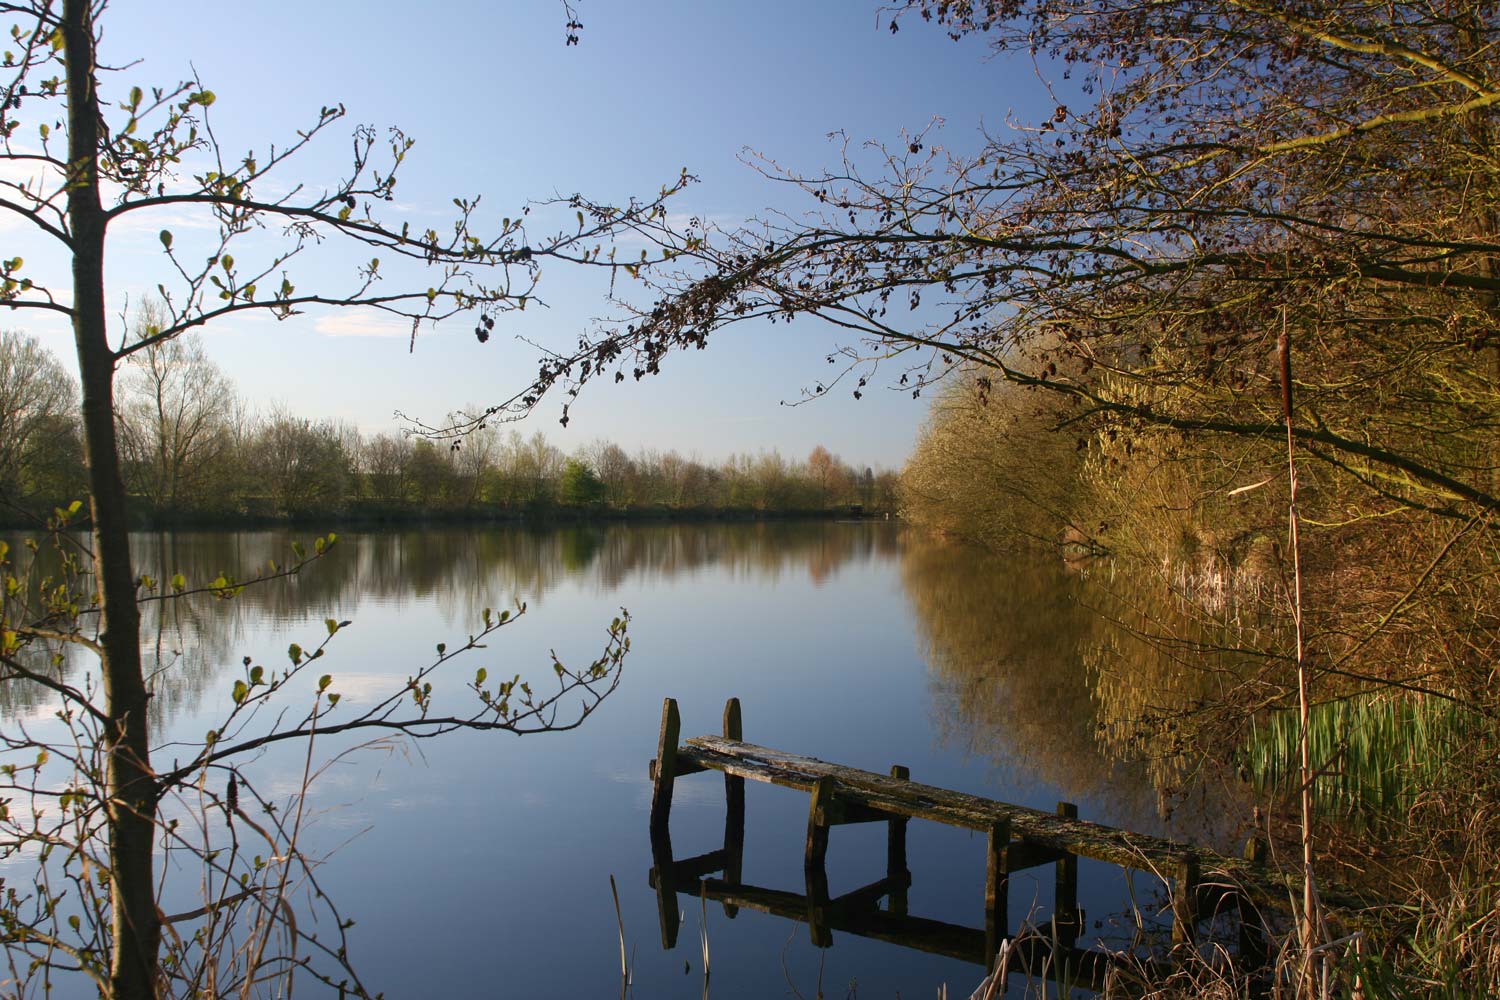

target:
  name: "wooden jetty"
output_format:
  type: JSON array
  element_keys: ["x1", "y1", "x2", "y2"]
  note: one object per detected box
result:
[{"x1": 648, "y1": 697, "x2": 1363, "y2": 983}]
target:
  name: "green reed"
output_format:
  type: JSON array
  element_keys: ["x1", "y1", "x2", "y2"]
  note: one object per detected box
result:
[{"x1": 1243, "y1": 692, "x2": 1482, "y2": 817}]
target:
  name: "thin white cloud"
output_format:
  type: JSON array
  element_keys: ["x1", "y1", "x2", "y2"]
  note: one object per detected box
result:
[
  {"x1": 313, "y1": 312, "x2": 413, "y2": 339},
  {"x1": 109, "y1": 204, "x2": 221, "y2": 236}
]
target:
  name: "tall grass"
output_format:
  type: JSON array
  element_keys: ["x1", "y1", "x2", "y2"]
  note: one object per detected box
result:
[{"x1": 1243, "y1": 693, "x2": 1481, "y2": 817}]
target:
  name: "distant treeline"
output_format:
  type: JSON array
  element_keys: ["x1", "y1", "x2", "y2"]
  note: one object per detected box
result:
[{"x1": 0, "y1": 328, "x2": 897, "y2": 527}]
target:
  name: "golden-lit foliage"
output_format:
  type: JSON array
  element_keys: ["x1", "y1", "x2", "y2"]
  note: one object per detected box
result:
[{"x1": 900, "y1": 370, "x2": 1088, "y2": 551}]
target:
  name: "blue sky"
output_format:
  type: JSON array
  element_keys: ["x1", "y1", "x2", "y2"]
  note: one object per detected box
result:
[{"x1": 18, "y1": 1, "x2": 1055, "y2": 469}]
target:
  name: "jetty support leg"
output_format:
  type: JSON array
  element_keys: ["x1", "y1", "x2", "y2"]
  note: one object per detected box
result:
[
  {"x1": 806, "y1": 776, "x2": 835, "y2": 872},
  {"x1": 1173, "y1": 853, "x2": 1200, "y2": 944},
  {"x1": 649, "y1": 698, "x2": 681, "y2": 839},
  {"x1": 985, "y1": 817, "x2": 1011, "y2": 969},
  {"x1": 1239, "y1": 836, "x2": 1269, "y2": 967},
  {"x1": 887, "y1": 765, "x2": 910, "y2": 916},
  {"x1": 1054, "y1": 801, "x2": 1080, "y2": 948},
  {"x1": 722, "y1": 698, "x2": 745, "y2": 917}
]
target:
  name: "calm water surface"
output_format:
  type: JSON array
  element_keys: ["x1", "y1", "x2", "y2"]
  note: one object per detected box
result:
[{"x1": 4, "y1": 522, "x2": 1253, "y2": 997}]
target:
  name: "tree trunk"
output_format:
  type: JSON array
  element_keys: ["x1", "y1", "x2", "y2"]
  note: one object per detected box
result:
[{"x1": 63, "y1": 3, "x2": 159, "y2": 996}]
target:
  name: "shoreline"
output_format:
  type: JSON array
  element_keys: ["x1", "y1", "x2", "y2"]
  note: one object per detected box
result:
[{"x1": 0, "y1": 501, "x2": 898, "y2": 532}]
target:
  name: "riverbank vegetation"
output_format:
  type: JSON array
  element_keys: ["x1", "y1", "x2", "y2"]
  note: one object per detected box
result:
[{"x1": 896, "y1": 324, "x2": 1500, "y2": 992}]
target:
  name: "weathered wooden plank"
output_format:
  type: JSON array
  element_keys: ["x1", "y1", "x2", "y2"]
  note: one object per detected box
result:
[{"x1": 678, "y1": 736, "x2": 1365, "y2": 914}]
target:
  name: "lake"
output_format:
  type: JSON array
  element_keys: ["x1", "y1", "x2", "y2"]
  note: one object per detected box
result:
[{"x1": 2, "y1": 521, "x2": 1254, "y2": 997}]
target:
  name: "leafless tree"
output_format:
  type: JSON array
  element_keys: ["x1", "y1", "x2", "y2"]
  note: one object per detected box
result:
[
  {"x1": 117, "y1": 304, "x2": 237, "y2": 513},
  {"x1": 0, "y1": 328, "x2": 77, "y2": 503}
]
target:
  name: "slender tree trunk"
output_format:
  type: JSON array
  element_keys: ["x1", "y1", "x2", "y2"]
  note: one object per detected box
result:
[
  {"x1": 156, "y1": 362, "x2": 172, "y2": 512},
  {"x1": 63, "y1": 3, "x2": 159, "y2": 997},
  {"x1": 1280, "y1": 314, "x2": 1319, "y2": 993}
]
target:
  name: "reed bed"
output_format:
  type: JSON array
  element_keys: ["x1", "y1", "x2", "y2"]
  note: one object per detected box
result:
[{"x1": 1242, "y1": 693, "x2": 1482, "y2": 817}]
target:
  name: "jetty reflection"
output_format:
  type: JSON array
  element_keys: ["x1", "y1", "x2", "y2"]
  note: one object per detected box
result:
[{"x1": 649, "y1": 838, "x2": 1116, "y2": 987}]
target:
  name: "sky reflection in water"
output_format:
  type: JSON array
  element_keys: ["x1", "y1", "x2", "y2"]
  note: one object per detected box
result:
[{"x1": 4, "y1": 522, "x2": 1252, "y2": 997}]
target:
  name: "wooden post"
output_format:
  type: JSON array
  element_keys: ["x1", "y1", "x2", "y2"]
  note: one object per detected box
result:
[
  {"x1": 804, "y1": 771, "x2": 833, "y2": 950},
  {"x1": 649, "y1": 698, "x2": 681, "y2": 838},
  {"x1": 1054, "y1": 801, "x2": 1080, "y2": 948},
  {"x1": 984, "y1": 817, "x2": 1011, "y2": 969},
  {"x1": 1239, "y1": 835, "x2": 1269, "y2": 967},
  {"x1": 805, "y1": 776, "x2": 834, "y2": 872},
  {"x1": 887, "y1": 765, "x2": 910, "y2": 917},
  {"x1": 722, "y1": 698, "x2": 745, "y2": 918},
  {"x1": 1173, "y1": 853, "x2": 1200, "y2": 944}
]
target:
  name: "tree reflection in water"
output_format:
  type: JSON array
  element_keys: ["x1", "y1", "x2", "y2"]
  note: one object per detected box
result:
[
  {"x1": 0, "y1": 522, "x2": 900, "y2": 720},
  {"x1": 900, "y1": 532, "x2": 1253, "y2": 849}
]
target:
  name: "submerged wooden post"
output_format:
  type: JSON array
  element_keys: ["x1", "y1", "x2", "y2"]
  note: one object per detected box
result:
[
  {"x1": 649, "y1": 698, "x2": 681, "y2": 838},
  {"x1": 985, "y1": 817, "x2": 1011, "y2": 968},
  {"x1": 1173, "y1": 853, "x2": 1200, "y2": 944},
  {"x1": 722, "y1": 698, "x2": 745, "y2": 918},
  {"x1": 805, "y1": 863, "x2": 832, "y2": 948},
  {"x1": 648, "y1": 834, "x2": 681, "y2": 949},
  {"x1": 1239, "y1": 836, "x2": 1269, "y2": 967},
  {"x1": 805, "y1": 776, "x2": 835, "y2": 871},
  {"x1": 1054, "y1": 801, "x2": 1080, "y2": 948},
  {"x1": 887, "y1": 764, "x2": 910, "y2": 917}
]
